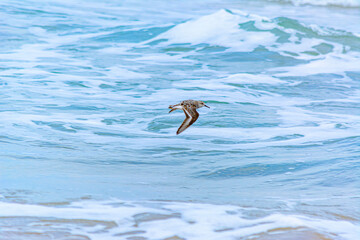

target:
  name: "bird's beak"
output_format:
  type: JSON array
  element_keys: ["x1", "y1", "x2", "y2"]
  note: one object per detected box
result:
[{"x1": 204, "y1": 104, "x2": 210, "y2": 108}]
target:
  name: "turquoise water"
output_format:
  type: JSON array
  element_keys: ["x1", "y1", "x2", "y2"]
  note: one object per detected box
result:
[{"x1": 1, "y1": 0, "x2": 360, "y2": 239}]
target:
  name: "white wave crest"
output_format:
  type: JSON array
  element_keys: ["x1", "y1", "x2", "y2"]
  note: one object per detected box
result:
[
  {"x1": 0, "y1": 200, "x2": 359, "y2": 240},
  {"x1": 147, "y1": 9, "x2": 277, "y2": 52}
]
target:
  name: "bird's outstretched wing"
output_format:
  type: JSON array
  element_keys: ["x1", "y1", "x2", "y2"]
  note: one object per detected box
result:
[{"x1": 177, "y1": 106, "x2": 199, "y2": 135}]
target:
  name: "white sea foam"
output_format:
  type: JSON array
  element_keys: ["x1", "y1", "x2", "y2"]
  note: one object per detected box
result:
[
  {"x1": 0, "y1": 200, "x2": 359, "y2": 240},
  {"x1": 133, "y1": 53, "x2": 195, "y2": 63},
  {"x1": 174, "y1": 74, "x2": 286, "y2": 88},
  {"x1": 222, "y1": 73, "x2": 286, "y2": 85},
  {"x1": 171, "y1": 74, "x2": 286, "y2": 96},
  {"x1": 105, "y1": 66, "x2": 150, "y2": 79},
  {"x1": 273, "y1": 52, "x2": 360, "y2": 76},
  {"x1": 270, "y1": 0, "x2": 360, "y2": 7}
]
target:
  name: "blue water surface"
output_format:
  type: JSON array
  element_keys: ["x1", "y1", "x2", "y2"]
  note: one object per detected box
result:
[{"x1": 1, "y1": 0, "x2": 360, "y2": 239}]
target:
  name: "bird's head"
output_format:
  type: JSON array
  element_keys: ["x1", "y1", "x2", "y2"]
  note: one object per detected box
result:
[{"x1": 199, "y1": 101, "x2": 210, "y2": 108}]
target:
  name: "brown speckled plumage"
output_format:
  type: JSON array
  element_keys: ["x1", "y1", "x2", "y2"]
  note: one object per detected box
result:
[{"x1": 168, "y1": 100, "x2": 210, "y2": 135}]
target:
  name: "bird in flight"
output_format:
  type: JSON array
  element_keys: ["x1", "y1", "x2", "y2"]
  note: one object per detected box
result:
[{"x1": 169, "y1": 99, "x2": 210, "y2": 135}]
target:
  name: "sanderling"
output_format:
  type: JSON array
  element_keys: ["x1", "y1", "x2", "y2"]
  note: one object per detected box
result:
[{"x1": 169, "y1": 99, "x2": 210, "y2": 135}]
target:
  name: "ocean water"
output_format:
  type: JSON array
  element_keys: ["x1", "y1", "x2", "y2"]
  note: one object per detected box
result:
[{"x1": 1, "y1": 0, "x2": 360, "y2": 239}]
